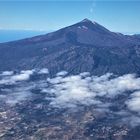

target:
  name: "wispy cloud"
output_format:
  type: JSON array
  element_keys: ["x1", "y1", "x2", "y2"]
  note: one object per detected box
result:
[{"x1": 89, "y1": 1, "x2": 96, "y2": 14}]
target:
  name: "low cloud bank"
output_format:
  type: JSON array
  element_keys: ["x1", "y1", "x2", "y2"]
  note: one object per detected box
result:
[
  {"x1": 47, "y1": 73, "x2": 140, "y2": 109},
  {"x1": 1, "y1": 69, "x2": 140, "y2": 126},
  {"x1": 1, "y1": 69, "x2": 140, "y2": 110}
]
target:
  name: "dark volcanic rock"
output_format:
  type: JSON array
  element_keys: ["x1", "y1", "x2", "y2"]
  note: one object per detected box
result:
[{"x1": 0, "y1": 19, "x2": 140, "y2": 75}]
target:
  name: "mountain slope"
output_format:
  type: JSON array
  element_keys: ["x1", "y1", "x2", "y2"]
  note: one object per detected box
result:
[{"x1": 0, "y1": 19, "x2": 140, "y2": 75}]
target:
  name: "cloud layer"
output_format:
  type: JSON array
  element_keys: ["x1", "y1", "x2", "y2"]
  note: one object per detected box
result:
[
  {"x1": 1, "y1": 69, "x2": 140, "y2": 126},
  {"x1": 47, "y1": 73, "x2": 140, "y2": 110}
]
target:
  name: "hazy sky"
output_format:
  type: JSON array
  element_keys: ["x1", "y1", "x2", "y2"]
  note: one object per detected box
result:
[{"x1": 0, "y1": 0, "x2": 140, "y2": 34}]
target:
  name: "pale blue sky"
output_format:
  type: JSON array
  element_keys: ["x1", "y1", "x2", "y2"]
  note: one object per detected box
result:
[{"x1": 0, "y1": 0, "x2": 140, "y2": 34}]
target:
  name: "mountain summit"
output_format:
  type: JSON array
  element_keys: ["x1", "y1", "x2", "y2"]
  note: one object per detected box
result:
[
  {"x1": 81, "y1": 18, "x2": 92, "y2": 22},
  {"x1": 13, "y1": 18, "x2": 138, "y2": 47},
  {"x1": 0, "y1": 19, "x2": 140, "y2": 75}
]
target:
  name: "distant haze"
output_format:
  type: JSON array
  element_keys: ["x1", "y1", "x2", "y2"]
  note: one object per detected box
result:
[{"x1": 0, "y1": 30, "x2": 49, "y2": 43}]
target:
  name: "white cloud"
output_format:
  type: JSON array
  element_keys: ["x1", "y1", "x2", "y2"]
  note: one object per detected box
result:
[
  {"x1": 126, "y1": 91, "x2": 140, "y2": 113},
  {"x1": 0, "y1": 70, "x2": 34, "y2": 85},
  {"x1": 1, "y1": 69, "x2": 140, "y2": 109},
  {"x1": 0, "y1": 71, "x2": 14, "y2": 76},
  {"x1": 11, "y1": 73, "x2": 30, "y2": 81},
  {"x1": 56, "y1": 71, "x2": 68, "y2": 76},
  {"x1": 38, "y1": 68, "x2": 49, "y2": 74},
  {"x1": 47, "y1": 72, "x2": 140, "y2": 109},
  {"x1": 90, "y1": 74, "x2": 140, "y2": 98}
]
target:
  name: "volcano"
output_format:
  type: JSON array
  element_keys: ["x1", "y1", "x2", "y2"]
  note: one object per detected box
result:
[{"x1": 0, "y1": 18, "x2": 140, "y2": 75}]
